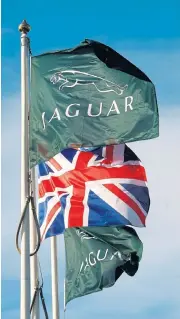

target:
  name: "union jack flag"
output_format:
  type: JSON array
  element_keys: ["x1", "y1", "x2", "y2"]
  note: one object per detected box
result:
[{"x1": 38, "y1": 144, "x2": 150, "y2": 240}]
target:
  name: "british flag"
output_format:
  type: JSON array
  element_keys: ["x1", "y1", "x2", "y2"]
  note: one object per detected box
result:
[{"x1": 38, "y1": 144, "x2": 150, "y2": 240}]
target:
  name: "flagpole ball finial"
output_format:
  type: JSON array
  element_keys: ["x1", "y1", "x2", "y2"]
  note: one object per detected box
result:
[{"x1": 18, "y1": 20, "x2": 31, "y2": 34}]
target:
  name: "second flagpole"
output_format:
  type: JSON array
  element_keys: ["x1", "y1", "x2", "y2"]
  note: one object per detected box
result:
[
  {"x1": 51, "y1": 236, "x2": 60, "y2": 319},
  {"x1": 30, "y1": 167, "x2": 40, "y2": 319}
]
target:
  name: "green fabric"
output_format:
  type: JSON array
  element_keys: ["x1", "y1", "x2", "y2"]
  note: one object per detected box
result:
[
  {"x1": 64, "y1": 226, "x2": 143, "y2": 305},
  {"x1": 30, "y1": 39, "x2": 159, "y2": 167}
]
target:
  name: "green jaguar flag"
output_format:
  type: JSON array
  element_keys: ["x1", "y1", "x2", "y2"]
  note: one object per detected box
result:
[
  {"x1": 64, "y1": 226, "x2": 143, "y2": 306},
  {"x1": 30, "y1": 39, "x2": 159, "y2": 167}
]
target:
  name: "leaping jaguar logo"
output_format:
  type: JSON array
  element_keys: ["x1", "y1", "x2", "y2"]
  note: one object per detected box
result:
[
  {"x1": 76, "y1": 229, "x2": 97, "y2": 242},
  {"x1": 50, "y1": 70, "x2": 128, "y2": 96}
]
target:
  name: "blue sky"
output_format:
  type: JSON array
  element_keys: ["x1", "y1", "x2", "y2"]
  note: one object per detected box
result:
[{"x1": 2, "y1": 0, "x2": 180, "y2": 318}]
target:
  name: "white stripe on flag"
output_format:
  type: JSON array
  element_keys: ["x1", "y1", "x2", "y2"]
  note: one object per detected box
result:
[
  {"x1": 113, "y1": 144, "x2": 125, "y2": 164},
  {"x1": 89, "y1": 183, "x2": 144, "y2": 227},
  {"x1": 82, "y1": 187, "x2": 90, "y2": 226},
  {"x1": 64, "y1": 185, "x2": 73, "y2": 228}
]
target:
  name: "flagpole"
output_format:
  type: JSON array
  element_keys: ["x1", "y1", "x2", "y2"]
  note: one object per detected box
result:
[
  {"x1": 30, "y1": 167, "x2": 40, "y2": 319},
  {"x1": 51, "y1": 236, "x2": 60, "y2": 319},
  {"x1": 18, "y1": 20, "x2": 31, "y2": 319}
]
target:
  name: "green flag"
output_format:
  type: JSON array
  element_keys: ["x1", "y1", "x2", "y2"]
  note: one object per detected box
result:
[
  {"x1": 64, "y1": 226, "x2": 143, "y2": 305},
  {"x1": 30, "y1": 39, "x2": 159, "y2": 167}
]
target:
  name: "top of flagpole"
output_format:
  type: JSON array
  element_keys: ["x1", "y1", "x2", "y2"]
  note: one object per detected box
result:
[{"x1": 18, "y1": 20, "x2": 31, "y2": 34}]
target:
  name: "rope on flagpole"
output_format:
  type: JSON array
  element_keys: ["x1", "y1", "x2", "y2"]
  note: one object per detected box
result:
[
  {"x1": 29, "y1": 194, "x2": 41, "y2": 255},
  {"x1": 28, "y1": 38, "x2": 32, "y2": 56},
  {"x1": 16, "y1": 192, "x2": 41, "y2": 256},
  {"x1": 30, "y1": 260, "x2": 49, "y2": 318},
  {"x1": 30, "y1": 283, "x2": 39, "y2": 313}
]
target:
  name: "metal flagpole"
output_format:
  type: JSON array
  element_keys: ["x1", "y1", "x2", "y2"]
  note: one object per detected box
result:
[
  {"x1": 18, "y1": 20, "x2": 31, "y2": 319},
  {"x1": 51, "y1": 236, "x2": 60, "y2": 319},
  {"x1": 63, "y1": 278, "x2": 66, "y2": 319},
  {"x1": 30, "y1": 167, "x2": 40, "y2": 319}
]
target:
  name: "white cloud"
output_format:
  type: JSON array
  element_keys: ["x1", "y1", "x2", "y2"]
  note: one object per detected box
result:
[
  {"x1": 1, "y1": 28, "x2": 14, "y2": 35},
  {"x1": 113, "y1": 38, "x2": 180, "y2": 51}
]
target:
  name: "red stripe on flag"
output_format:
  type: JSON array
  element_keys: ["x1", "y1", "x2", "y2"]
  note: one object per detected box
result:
[
  {"x1": 83, "y1": 165, "x2": 147, "y2": 182},
  {"x1": 68, "y1": 187, "x2": 85, "y2": 227},
  {"x1": 38, "y1": 177, "x2": 69, "y2": 198},
  {"x1": 102, "y1": 145, "x2": 114, "y2": 164},
  {"x1": 49, "y1": 158, "x2": 62, "y2": 171},
  {"x1": 106, "y1": 145, "x2": 114, "y2": 162},
  {"x1": 38, "y1": 181, "x2": 54, "y2": 198},
  {"x1": 41, "y1": 201, "x2": 61, "y2": 239},
  {"x1": 74, "y1": 152, "x2": 94, "y2": 170},
  {"x1": 104, "y1": 184, "x2": 146, "y2": 225}
]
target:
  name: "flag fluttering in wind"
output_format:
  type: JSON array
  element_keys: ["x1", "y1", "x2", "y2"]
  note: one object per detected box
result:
[
  {"x1": 64, "y1": 226, "x2": 143, "y2": 305},
  {"x1": 30, "y1": 39, "x2": 159, "y2": 167},
  {"x1": 38, "y1": 144, "x2": 150, "y2": 240}
]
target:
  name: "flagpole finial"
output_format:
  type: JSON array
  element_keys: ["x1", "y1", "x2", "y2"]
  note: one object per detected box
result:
[{"x1": 18, "y1": 20, "x2": 31, "y2": 34}]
